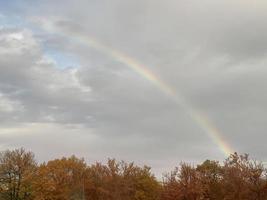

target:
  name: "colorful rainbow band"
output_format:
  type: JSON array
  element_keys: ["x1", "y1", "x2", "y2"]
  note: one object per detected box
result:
[{"x1": 49, "y1": 27, "x2": 234, "y2": 157}]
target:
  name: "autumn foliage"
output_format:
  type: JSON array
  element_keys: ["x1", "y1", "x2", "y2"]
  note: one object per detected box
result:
[{"x1": 1, "y1": 148, "x2": 267, "y2": 200}]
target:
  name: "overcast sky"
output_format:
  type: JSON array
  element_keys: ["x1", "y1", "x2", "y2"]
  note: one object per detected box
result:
[{"x1": 1, "y1": 0, "x2": 267, "y2": 175}]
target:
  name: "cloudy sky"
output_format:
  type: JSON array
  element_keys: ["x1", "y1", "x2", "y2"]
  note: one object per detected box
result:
[{"x1": 1, "y1": 0, "x2": 267, "y2": 175}]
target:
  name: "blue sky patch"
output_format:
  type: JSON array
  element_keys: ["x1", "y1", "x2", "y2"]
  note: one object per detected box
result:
[{"x1": 44, "y1": 50, "x2": 80, "y2": 70}]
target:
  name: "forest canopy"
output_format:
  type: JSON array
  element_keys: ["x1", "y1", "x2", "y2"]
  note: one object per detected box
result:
[{"x1": 1, "y1": 148, "x2": 267, "y2": 200}]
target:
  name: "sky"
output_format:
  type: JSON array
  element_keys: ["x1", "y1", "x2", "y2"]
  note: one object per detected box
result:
[{"x1": 1, "y1": 0, "x2": 267, "y2": 175}]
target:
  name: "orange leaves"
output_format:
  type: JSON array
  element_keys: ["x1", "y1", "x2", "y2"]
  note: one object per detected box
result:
[
  {"x1": 1, "y1": 149, "x2": 267, "y2": 200},
  {"x1": 162, "y1": 153, "x2": 267, "y2": 200},
  {"x1": 33, "y1": 156, "x2": 87, "y2": 200},
  {"x1": 86, "y1": 159, "x2": 160, "y2": 200}
]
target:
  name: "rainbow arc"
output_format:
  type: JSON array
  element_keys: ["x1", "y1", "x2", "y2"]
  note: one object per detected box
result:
[{"x1": 51, "y1": 27, "x2": 234, "y2": 157}]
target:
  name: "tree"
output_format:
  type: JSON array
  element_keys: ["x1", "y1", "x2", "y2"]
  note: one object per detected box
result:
[
  {"x1": 2, "y1": 147, "x2": 267, "y2": 200},
  {"x1": 162, "y1": 163, "x2": 201, "y2": 200},
  {"x1": 196, "y1": 160, "x2": 223, "y2": 199},
  {"x1": 0, "y1": 148, "x2": 37, "y2": 200},
  {"x1": 161, "y1": 170, "x2": 181, "y2": 200},
  {"x1": 33, "y1": 155, "x2": 87, "y2": 200},
  {"x1": 222, "y1": 153, "x2": 267, "y2": 200},
  {"x1": 85, "y1": 159, "x2": 160, "y2": 200}
]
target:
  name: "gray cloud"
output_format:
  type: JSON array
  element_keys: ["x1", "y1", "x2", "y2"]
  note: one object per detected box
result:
[{"x1": 1, "y1": 0, "x2": 267, "y2": 175}]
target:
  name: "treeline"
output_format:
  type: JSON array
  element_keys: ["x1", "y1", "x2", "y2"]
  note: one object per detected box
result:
[{"x1": 1, "y1": 148, "x2": 267, "y2": 200}]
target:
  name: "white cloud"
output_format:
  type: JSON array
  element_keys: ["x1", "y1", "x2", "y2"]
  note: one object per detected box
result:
[
  {"x1": 0, "y1": 93, "x2": 24, "y2": 113},
  {"x1": 0, "y1": 29, "x2": 38, "y2": 55}
]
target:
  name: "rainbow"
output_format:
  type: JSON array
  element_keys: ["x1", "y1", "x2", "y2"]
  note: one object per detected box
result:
[{"x1": 49, "y1": 26, "x2": 234, "y2": 157}]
